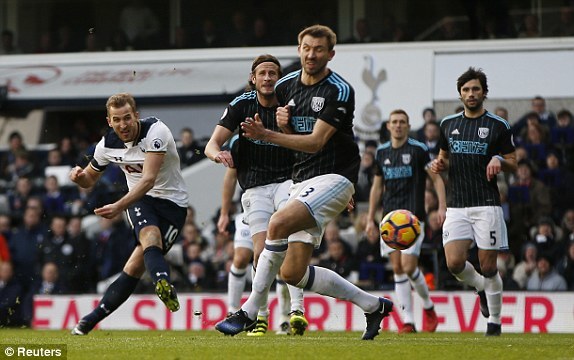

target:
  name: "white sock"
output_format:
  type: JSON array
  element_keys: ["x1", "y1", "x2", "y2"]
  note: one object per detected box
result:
[
  {"x1": 395, "y1": 273, "x2": 414, "y2": 324},
  {"x1": 276, "y1": 278, "x2": 290, "y2": 323},
  {"x1": 288, "y1": 284, "x2": 304, "y2": 314},
  {"x1": 297, "y1": 265, "x2": 380, "y2": 313},
  {"x1": 242, "y1": 243, "x2": 287, "y2": 319},
  {"x1": 409, "y1": 268, "x2": 433, "y2": 309},
  {"x1": 228, "y1": 264, "x2": 247, "y2": 313},
  {"x1": 453, "y1": 261, "x2": 485, "y2": 291},
  {"x1": 485, "y1": 272, "x2": 503, "y2": 324}
]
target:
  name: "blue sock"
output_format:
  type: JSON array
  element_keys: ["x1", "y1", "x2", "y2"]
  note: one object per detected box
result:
[
  {"x1": 143, "y1": 246, "x2": 170, "y2": 284},
  {"x1": 83, "y1": 272, "x2": 139, "y2": 326}
]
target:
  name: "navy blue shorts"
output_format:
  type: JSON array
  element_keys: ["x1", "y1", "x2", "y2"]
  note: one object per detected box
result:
[{"x1": 126, "y1": 195, "x2": 187, "y2": 254}]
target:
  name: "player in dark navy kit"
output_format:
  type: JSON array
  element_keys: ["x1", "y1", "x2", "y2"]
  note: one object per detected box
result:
[
  {"x1": 205, "y1": 54, "x2": 307, "y2": 336},
  {"x1": 70, "y1": 93, "x2": 188, "y2": 335},
  {"x1": 431, "y1": 67, "x2": 517, "y2": 336},
  {"x1": 216, "y1": 24, "x2": 393, "y2": 341},
  {"x1": 366, "y1": 109, "x2": 445, "y2": 334}
]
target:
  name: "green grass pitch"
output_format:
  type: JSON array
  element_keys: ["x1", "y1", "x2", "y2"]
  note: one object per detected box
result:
[{"x1": 0, "y1": 329, "x2": 572, "y2": 360}]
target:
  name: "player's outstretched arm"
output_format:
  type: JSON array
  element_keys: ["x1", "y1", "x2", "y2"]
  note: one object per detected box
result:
[
  {"x1": 205, "y1": 125, "x2": 234, "y2": 167},
  {"x1": 69, "y1": 165, "x2": 101, "y2": 189},
  {"x1": 95, "y1": 152, "x2": 163, "y2": 219},
  {"x1": 242, "y1": 113, "x2": 336, "y2": 153}
]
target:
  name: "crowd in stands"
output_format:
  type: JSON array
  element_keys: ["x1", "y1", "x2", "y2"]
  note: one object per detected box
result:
[{"x1": 1, "y1": 5, "x2": 573, "y2": 55}]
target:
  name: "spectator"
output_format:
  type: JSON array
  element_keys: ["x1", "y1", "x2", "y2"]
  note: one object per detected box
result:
[
  {"x1": 0, "y1": 29, "x2": 22, "y2": 55},
  {"x1": 354, "y1": 151, "x2": 375, "y2": 202},
  {"x1": 82, "y1": 32, "x2": 103, "y2": 52},
  {"x1": 66, "y1": 216, "x2": 96, "y2": 293},
  {"x1": 105, "y1": 29, "x2": 133, "y2": 51},
  {"x1": 170, "y1": 26, "x2": 191, "y2": 49},
  {"x1": 0, "y1": 262, "x2": 24, "y2": 327},
  {"x1": 69, "y1": 182, "x2": 112, "y2": 216},
  {"x1": 318, "y1": 240, "x2": 355, "y2": 280},
  {"x1": 345, "y1": 18, "x2": 378, "y2": 43},
  {"x1": 538, "y1": 151, "x2": 574, "y2": 220},
  {"x1": 57, "y1": 136, "x2": 78, "y2": 167},
  {"x1": 550, "y1": 7, "x2": 574, "y2": 37},
  {"x1": 355, "y1": 227, "x2": 385, "y2": 289},
  {"x1": 551, "y1": 109, "x2": 574, "y2": 171},
  {"x1": 192, "y1": 18, "x2": 225, "y2": 48},
  {"x1": 5, "y1": 150, "x2": 40, "y2": 185},
  {"x1": 0, "y1": 131, "x2": 26, "y2": 181},
  {"x1": 497, "y1": 251, "x2": 519, "y2": 290},
  {"x1": 35, "y1": 31, "x2": 55, "y2": 53},
  {"x1": 422, "y1": 121, "x2": 440, "y2": 160},
  {"x1": 185, "y1": 242, "x2": 212, "y2": 290},
  {"x1": 208, "y1": 231, "x2": 233, "y2": 290},
  {"x1": 518, "y1": 14, "x2": 541, "y2": 38},
  {"x1": 7, "y1": 177, "x2": 35, "y2": 221},
  {"x1": 556, "y1": 241, "x2": 574, "y2": 290},
  {"x1": 526, "y1": 253, "x2": 567, "y2": 291},
  {"x1": 248, "y1": 17, "x2": 275, "y2": 46},
  {"x1": 519, "y1": 118, "x2": 551, "y2": 169},
  {"x1": 55, "y1": 24, "x2": 80, "y2": 53},
  {"x1": 560, "y1": 209, "x2": 574, "y2": 243},
  {"x1": 92, "y1": 214, "x2": 134, "y2": 280},
  {"x1": 363, "y1": 139, "x2": 378, "y2": 156},
  {"x1": 225, "y1": 10, "x2": 250, "y2": 47},
  {"x1": 0, "y1": 227, "x2": 10, "y2": 262},
  {"x1": 0, "y1": 215, "x2": 11, "y2": 241},
  {"x1": 33, "y1": 262, "x2": 66, "y2": 295},
  {"x1": 177, "y1": 127, "x2": 206, "y2": 168},
  {"x1": 513, "y1": 96, "x2": 557, "y2": 137},
  {"x1": 508, "y1": 159, "x2": 552, "y2": 243},
  {"x1": 38, "y1": 216, "x2": 76, "y2": 276},
  {"x1": 43, "y1": 148, "x2": 64, "y2": 168},
  {"x1": 119, "y1": 0, "x2": 161, "y2": 50},
  {"x1": 8, "y1": 206, "x2": 47, "y2": 324},
  {"x1": 512, "y1": 242, "x2": 538, "y2": 289},
  {"x1": 315, "y1": 220, "x2": 353, "y2": 264},
  {"x1": 432, "y1": 16, "x2": 465, "y2": 40},
  {"x1": 41, "y1": 175, "x2": 68, "y2": 216},
  {"x1": 380, "y1": 13, "x2": 398, "y2": 42},
  {"x1": 494, "y1": 106, "x2": 509, "y2": 120},
  {"x1": 412, "y1": 107, "x2": 437, "y2": 141}
]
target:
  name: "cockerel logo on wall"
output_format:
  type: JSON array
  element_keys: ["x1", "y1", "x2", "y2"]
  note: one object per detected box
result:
[{"x1": 356, "y1": 55, "x2": 387, "y2": 141}]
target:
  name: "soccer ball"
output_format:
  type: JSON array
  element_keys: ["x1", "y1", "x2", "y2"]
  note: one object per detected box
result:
[{"x1": 380, "y1": 209, "x2": 421, "y2": 250}]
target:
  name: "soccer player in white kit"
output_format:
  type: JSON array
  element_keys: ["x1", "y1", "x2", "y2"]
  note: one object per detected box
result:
[{"x1": 70, "y1": 93, "x2": 188, "y2": 335}]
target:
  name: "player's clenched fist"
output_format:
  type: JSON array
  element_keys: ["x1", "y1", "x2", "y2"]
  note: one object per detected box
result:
[
  {"x1": 276, "y1": 105, "x2": 291, "y2": 129},
  {"x1": 430, "y1": 158, "x2": 446, "y2": 173},
  {"x1": 69, "y1": 166, "x2": 86, "y2": 183}
]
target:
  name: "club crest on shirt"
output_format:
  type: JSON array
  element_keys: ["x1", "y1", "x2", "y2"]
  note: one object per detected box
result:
[
  {"x1": 402, "y1": 154, "x2": 411, "y2": 164},
  {"x1": 311, "y1": 97, "x2": 325, "y2": 112},
  {"x1": 478, "y1": 127, "x2": 489, "y2": 138}
]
